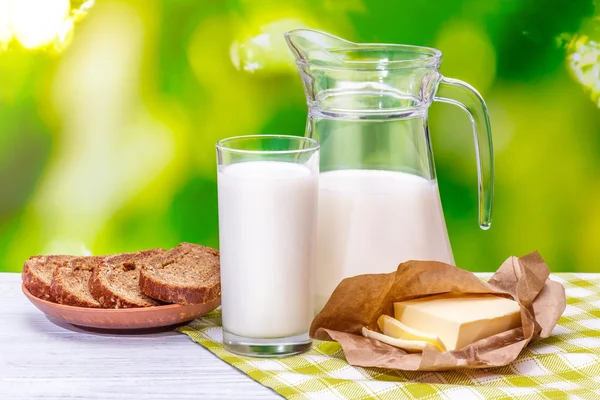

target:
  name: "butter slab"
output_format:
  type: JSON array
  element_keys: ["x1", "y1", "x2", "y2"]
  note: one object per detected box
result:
[{"x1": 394, "y1": 293, "x2": 522, "y2": 351}]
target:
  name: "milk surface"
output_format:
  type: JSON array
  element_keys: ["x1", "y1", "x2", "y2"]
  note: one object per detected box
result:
[
  {"x1": 316, "y1": 169, "x2": 453, "y2": 311},
  {"x1": 218, "y1": 161, "x2": 317, "y2": 338}
]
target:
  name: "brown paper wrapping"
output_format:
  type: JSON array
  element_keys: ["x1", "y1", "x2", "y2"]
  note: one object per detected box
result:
[{"x1": 310, "y1": 251, "x2": 566, "y2": 371}]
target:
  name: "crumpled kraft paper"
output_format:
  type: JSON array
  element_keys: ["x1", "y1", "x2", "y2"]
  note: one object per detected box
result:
[{"x1": 310, "y1": 251, "x2": 566, "y2": 371}]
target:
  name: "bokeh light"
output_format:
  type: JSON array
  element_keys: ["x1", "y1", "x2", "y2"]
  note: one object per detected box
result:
[
  {"x1": 230, "y1": 18, "x2": 312, "y2": 74},
  {"x1": 0, "y1": 0, "x2": 94, "y2": 51},
  {"x1": 566, "y1": 33, "x2": 600, "y2": 107}
]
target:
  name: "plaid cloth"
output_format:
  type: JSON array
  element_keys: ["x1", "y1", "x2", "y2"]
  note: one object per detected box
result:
[{"x1": 178, "y1": 273, "x2": 600, "y2": 399}]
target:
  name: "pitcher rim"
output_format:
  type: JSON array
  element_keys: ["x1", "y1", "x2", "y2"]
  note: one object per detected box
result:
[{"x1": 285, "y1": 29, "x2": 442, "y2": 69}]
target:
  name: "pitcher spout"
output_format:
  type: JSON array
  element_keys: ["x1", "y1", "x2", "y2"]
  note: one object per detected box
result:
[{"x1": 285, "y1": 29, "x2": 354, "y2": 64}]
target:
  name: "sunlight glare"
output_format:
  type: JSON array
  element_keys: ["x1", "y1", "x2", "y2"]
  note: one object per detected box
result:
[
  {"x1": 565, "y1": 32, "x2": 600, "y2": 107},
  {"x1": 11, "y1": 0, "x2": 70, "y2": 49},
  {"x1": 0, "y1": 0, "x2": 12, "y2": 47}
]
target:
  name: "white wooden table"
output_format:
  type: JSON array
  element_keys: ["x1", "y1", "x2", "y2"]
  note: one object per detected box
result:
[{"x1": 0, "y1": 273, "x2": 279, "y2": 399}]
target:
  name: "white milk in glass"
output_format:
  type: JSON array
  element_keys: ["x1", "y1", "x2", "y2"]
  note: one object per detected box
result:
[
  {"x1": 315, "y1": 169, "x2": 453, "y2": 311},
  {"x1": 218, "y1": 161, "x2": 317, "y2": 338}
]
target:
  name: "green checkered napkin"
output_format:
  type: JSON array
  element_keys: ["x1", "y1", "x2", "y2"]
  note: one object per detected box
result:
[{"x1": 178, "y1": 273, "x2": 600, "y2": 400}]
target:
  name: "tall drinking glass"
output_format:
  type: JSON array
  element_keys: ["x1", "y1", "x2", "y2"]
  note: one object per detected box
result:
[{"x1": 216, "y1": 135, "x2": 319, "y2": 357}]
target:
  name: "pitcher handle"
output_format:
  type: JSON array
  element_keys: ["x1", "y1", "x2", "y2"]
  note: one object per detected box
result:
[{"x1": 434, "y1": 77, "x2": 494, "y2": 230}]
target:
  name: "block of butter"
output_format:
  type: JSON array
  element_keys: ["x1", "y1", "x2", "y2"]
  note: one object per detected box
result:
[{"x1": 394, "y1": 293, "x2": 522, "y2": 351}]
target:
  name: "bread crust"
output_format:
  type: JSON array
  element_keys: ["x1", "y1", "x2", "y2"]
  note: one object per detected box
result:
[
  {"x1": 89, "y1": 265, "x2": 138, "y2": 308},
  {"x1": 51, "y1": 256, "x2": 104, "y2": 308},
  {"x1": 139, "y1": 272, "x2": 220, "y2": 305},
  {"x1": 89, "y1": 249, "x2": 164, "y2": 308},
  {"x1": 22, "y1": 256, "x2": 54, "y2": 301},
  {"x1": 22, "y1": 255, "x2": 74, "y2": 303},
  {"x1": 139, "y1": 243, "x2": 220, "y2": 305}
]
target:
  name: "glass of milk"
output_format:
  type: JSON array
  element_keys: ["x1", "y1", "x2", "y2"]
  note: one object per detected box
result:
[{"x1": 216, "y1": 135, "x2": 319, "y2": 357}]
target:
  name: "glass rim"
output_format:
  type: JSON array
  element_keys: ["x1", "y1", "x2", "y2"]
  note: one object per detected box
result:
[{"x1": 216, "y1": 135, "x2": 320, "y2": 155}]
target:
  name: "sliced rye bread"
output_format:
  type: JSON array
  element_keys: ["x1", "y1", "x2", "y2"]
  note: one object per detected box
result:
[
  {"x1": 139, "y1": 242, "x2": 220, "y2": 305},
  {"x1": 51, "y1": 256, "x2": 105, "y2": 308},
  {"x1": 22, "y1": 255, "x2": 75, "y2": 302},
  {"x1": 89, "y1": 249, "x2": 166, "y2": 308}
]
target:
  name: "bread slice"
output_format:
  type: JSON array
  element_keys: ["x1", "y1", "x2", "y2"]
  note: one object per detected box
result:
[
  {"x1": 51, "y1": 256, "x2": 105, "y2": 308},
  {"x1": 89, "y1": 249, "x2": 165, "y2": 308},
  {"x1": 139, "y1": 243, "x2": 220, "y2": 305},
  {"x1": 22, "y1": 255, "x2": 75, "y2": 302}
]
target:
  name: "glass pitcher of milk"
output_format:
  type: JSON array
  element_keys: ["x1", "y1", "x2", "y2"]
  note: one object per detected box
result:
[{"x1": 285, "y1": 29, "x2": 494, "y2": 312}]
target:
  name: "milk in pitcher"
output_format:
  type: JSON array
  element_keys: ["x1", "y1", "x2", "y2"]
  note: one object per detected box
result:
[{"x1": 315, "y1": 169, "x2": 453, "y2": 311}]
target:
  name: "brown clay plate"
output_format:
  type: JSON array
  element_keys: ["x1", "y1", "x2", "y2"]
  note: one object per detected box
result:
[{"x1": 22, "y1": 284, "x2": 220, "y2": 330}]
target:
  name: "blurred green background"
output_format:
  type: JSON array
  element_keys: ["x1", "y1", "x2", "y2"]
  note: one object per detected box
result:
[{"x1": 0, "y1": 0, "x2": 599, "y2": 272}]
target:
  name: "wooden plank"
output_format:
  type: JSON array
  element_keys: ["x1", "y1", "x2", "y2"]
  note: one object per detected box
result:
[{"x1": 0, "y1": 273, "x2": 278, "y2": 399}]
